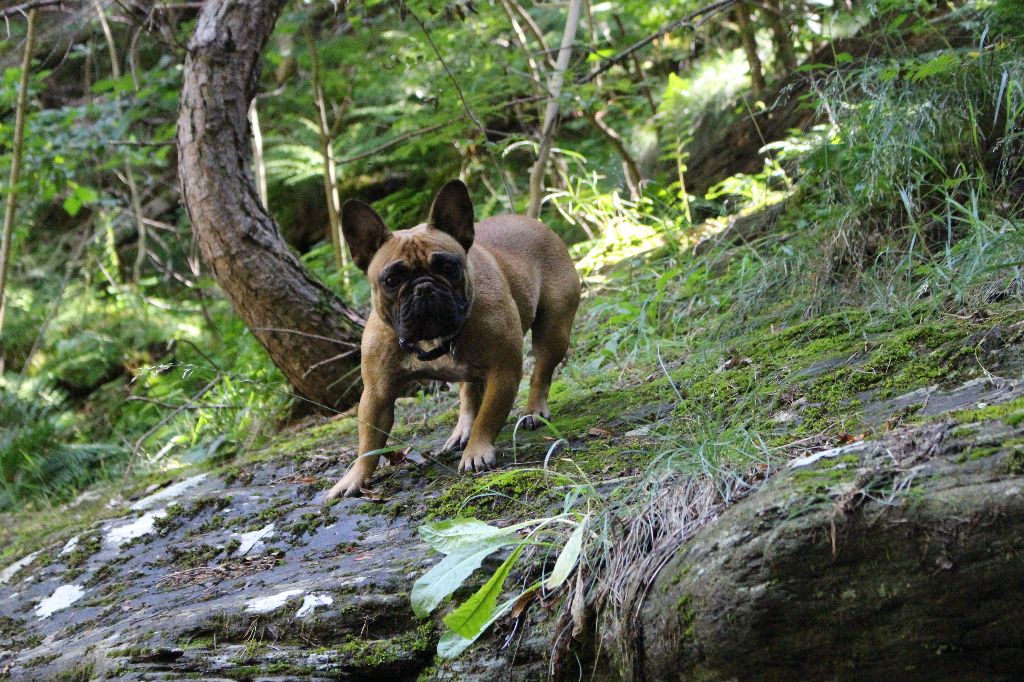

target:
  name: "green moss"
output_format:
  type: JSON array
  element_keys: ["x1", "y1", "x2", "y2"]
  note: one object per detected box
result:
[
  {"x1": 153, "y1": 503, "x2": 186, "y2": 532},
  {"x1": 188, "y1": 495, "x2": 232, "y2": 515},
  {"x1": 263, "y1": 417, "x2": 359, "y2": 459},
  {"x1": 82, "y1": 582, "x2": 128, "y2": 608},
  {"x1": 1003, "y1": 437, "x2": 1024, "y2": 474},
  {"x1": 957, "y1": 446, "x2": 1000, "y2": 463},
  {"x1": 62, "y1": 530, "x2": 102, "y2": 579},
  {"x1": 84, "y1": 555, "x2": 129, "y2": 587},
  {"x1": 426, "y1": 468, "x2": 564, "y2": 520},
  {"x1": 676, "y1": 593, "x2": 696, "y2": 639},
  {"x1": 243, "y1": 498, "x2": 295, "y2": 531},
  {"x1": 791, "y1": 457, "x2": 860, "y2": 493},
  {"x1": 56, "y1": 662, "x2": 94, "y2": 682},
  {"x1": 336, "y1": 622, "x2": 435, "y2": 668},
  {"x1": 946, "y1": 397, "x2": 1024, "y2": 426},
  {"x1": 165, "y1": 543, "x2": 223, "y2": 568},
  {"x1": 177, "y1": 636, "x2": 216, "y2": 651},
  {"x1": 24, "y1": 652, "x2": 60, "y2": 668},
  {"x1": 288, "y1": 511, "x2": 336, "y2": 538}
]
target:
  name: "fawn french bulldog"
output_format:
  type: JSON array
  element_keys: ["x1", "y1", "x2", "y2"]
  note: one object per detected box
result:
[{"x1": 327, "y1": 180, "x2": 580, "y2": 499}]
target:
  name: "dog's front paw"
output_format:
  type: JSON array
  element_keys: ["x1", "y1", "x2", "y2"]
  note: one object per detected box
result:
[
  {"x1": 326, "y1": 469, "x2": 371, "y2": 500},
  {"x1": 441, "y1": 422, "x2": 472, "y2": 453},
  {"x1": 521, "y1": 409, "x2": 551, "y2": 431},
  {"x1": 458, "y1": 443, "x2": 496, "y2": 473}
]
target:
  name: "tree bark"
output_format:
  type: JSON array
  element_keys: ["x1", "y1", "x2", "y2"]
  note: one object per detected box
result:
[
  {"x1": 177, "y1": 0, "x2": 364, "y2": 411},
  {"x1": 527, "y1": 0, "x2": 582, "y2": 219},
  {"x1": 735, "y1": 2, "x2": 765, "y2": 100},
  {"x1": 592, "y1": 420, "x2": 1024, "y2": 680}
]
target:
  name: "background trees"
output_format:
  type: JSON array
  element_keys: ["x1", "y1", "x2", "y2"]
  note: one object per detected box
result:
[{"x1": 0, "y1": 0, "x2": 1020, "y2": 516}]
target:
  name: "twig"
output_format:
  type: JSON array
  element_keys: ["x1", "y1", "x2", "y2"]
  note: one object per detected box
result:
[
  {"x1": 507, "y1": 0, "x2": 555, "y2": 69},
  {"x1": 302, "y1": 348, "x2": 360, "y2": 379},
  {"x1": 0, "y1": 0, "x2": 62, "y2": 19},
  {"x1": 336, "y1": 121, "x2": 450, "y2": 165},
  {"x1": 335, "y1": 95, "x2": 547, "y2": 166},
  {"x1": 121, "y1": 374, "x2": 219, "y2": 484},
  {"x1": 527, "y1": 0, "x2": 582, "y2": 218},
  {"x1": 93, "y1": 0, "x2": 150, "y2": 285},
  {"x1": 404, "y1": 3, "x2": 516, "y2": 209},
  {"x1": 576, "y1": 0, "x2": 739, "y2": 85},
  {"x1": 305, "y1": 27, "x2": 346, "y2": 274},
  {"x1": 175, "y1": 337, "x2": 224, "y2": 372},
  {"x1": 499, "y1": 0, "x2": 546, "y2": 116},
  {"x1": 17, "y1": 226, "x2": 93, "y2": 386},
  {"x1": 0, "y1": 8, "x2": 36, "y2": 337},
  {"x1": 253, "y1": 327, "x2": 361, "y2": 346}
]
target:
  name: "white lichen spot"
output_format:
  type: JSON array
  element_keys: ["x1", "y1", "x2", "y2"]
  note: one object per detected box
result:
[
  {"x1": 130, "y1": 474, "x2": 209, "y2": 511},
  {"x1": 0, "y1": 551, "x2": 40, "y2": 585},
  {"x1": 295, "y1": 593, "x2": 334, "y2": 618},
  {"x1": 61, "y1": 536, "x2": 80, "y2": 556},
  {"x1": 244, "y1": 589, "x2": 305, "y2": 614},
  {"x1": 788, "y1": 442, "x2": 865, "y2": 469},
  {"x1": 35, "y1": 584, "x2": 86, "y2": 619},
  {"x1": 105, "y1": 509, "x2": 168, "y2": 547},
  {"x1": 233, "y1": 523, "x2": 276, "y2": 557}
]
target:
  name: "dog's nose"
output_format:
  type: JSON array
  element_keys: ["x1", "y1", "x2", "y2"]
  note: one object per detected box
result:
[{"x1": 413, "y1": 281, "x2": 435, "y2": 298}]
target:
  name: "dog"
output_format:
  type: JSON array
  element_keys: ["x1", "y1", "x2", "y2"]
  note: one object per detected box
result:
[{"x1": 326, "y1": 180, "x2": 581, "y2": 499}]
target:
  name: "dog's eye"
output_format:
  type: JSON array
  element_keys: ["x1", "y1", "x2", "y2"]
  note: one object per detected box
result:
[
  {"x1": 382, "y1": 274, "x2": 402, "y2": 289},
  {"x1": 440, "y1": 261, "x2": 462, "y2": 280}
]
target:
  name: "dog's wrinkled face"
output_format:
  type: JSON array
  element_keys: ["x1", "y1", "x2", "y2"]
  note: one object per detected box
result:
[{"x1": 342, "y1": 180, "x2": 476, "y2": 343}]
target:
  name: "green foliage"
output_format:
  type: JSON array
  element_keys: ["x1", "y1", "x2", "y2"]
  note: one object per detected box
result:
[
  {"x1": 411, "y1": 514, "x2": 586, "y2": 657},
  {"x1": 0, "y1": 377, "x2": 126, "y2": 511},
  {"x1": 798, "y1": 42, "x2": 1024, "y2": 287}
]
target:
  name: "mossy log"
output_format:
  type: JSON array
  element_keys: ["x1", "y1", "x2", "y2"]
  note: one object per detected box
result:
[{"x1": 599, "y1": 421, "x2": 1024, "y2": 680}]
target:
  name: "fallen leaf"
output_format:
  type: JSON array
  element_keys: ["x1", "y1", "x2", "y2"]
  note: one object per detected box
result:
[
  {"x1": 359, "y1": 487, "x2": 391, "y2": 503},
  {"x1": 715, "y1": 354, "x2": 753, "y2": 373},
  {"x1": 587, "y1": 427, "x2": 612, "y2": 438},
  {"x1": 511, "y1": 587, "x2": 540, "y2": 619},
  {"x1": 836, "y1": 433, "x2": 865, "y2": 445},
  {"x1": 403, "y1": 448, "x2": 426, "y2": 465}
]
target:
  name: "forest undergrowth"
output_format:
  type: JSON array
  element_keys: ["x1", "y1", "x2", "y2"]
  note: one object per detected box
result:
[{"x1": 1, "y1": 2, "x2": 1023, "y2": 658}]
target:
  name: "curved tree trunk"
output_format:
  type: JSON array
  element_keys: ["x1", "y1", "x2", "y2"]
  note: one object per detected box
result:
[{"x1": 177, "y1": 0, "x2": 364, "y2": 411}]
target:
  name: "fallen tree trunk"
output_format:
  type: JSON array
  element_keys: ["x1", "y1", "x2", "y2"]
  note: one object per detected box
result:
[
  {"x1": 596, "y1": 420, "x2": 1024, "y2": 679},
  {"x1": 177, "y1": 0, "x2": 365, "y2": 411}
]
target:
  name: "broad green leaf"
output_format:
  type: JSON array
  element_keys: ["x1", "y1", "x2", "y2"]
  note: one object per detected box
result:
[
  {"x1": 437, "y1": 596, "x2": 517, "y2": 659},
  {"x1": 545, "y1": 517, "x2": 587, "y2": 590},
  {"x1": 419, "y1": 518, "x2": 514, "y2": 554},
  {"x1": 62, "y1": 194, "x2": 81, "y2": 217},
  {"x1": 411, "y1": 541, "x2": 511, "y2": 618},
  {"x1": 444, "y1": 544, "x2": 524, "y2": 639},
  {"x1": 418, "y1": 517, "x2": 541, "y2": 554},
  {"x1": 73, "y1": 184, "x2": 98, "y2": 204}
]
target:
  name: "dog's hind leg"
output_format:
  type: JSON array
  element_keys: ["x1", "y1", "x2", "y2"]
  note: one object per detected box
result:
[
  {"x1": 522, "y1": 310, "x2": 573, "y2": 431},
  {"x1": 441, "y1": 382, "x2": 483, "y2": 453}
]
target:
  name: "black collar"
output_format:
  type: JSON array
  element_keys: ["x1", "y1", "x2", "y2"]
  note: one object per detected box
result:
[{"x1": 398, "y1": 330, "x2": 460, "y2": 362}]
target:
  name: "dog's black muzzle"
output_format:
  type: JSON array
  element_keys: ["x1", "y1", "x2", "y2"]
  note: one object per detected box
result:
[{"x1": 395, "y1": 276, "x2": 468, "y2": 360}]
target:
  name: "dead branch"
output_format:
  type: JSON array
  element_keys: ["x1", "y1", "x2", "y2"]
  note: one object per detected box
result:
[
  {"x1": 576, "y1": 0, "x2": 739, "y2": 85},
  {"x1": 0, "y1": 8, "x2": 37, "y2": 338}
]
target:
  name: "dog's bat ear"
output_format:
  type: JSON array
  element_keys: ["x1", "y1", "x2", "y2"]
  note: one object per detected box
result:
[
  {"x1": 428, "y1": 180, "x2": 474, "y2": 252},
  {"x1": 341, "y1": 199, "x2": 391, "y2": 272}
]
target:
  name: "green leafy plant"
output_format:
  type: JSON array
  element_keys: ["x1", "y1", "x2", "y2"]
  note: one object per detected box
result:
[{"x1": 411, "y1": 513, "x2": 588, "y2": 657}]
